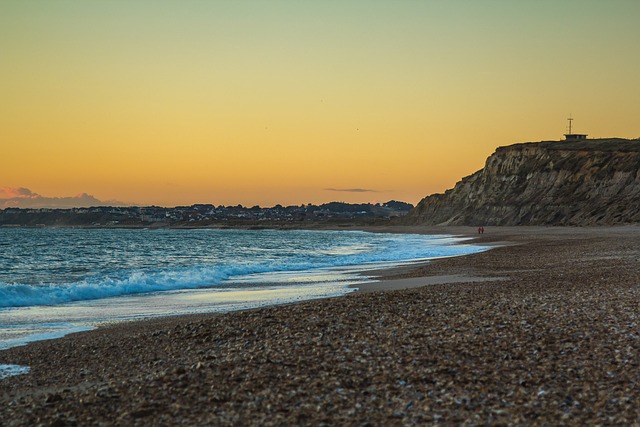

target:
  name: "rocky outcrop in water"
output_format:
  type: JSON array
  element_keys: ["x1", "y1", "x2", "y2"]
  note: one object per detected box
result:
[{"x1": 406, "y1": 138, "x2": 640, "y2": 225}]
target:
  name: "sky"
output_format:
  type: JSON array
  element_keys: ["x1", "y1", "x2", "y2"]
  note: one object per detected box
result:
[{"x1": 2, "y1": 0, "x2": 639, "y2": 208}]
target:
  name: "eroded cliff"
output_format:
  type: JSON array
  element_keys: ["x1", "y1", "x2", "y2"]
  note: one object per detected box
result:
[{"x1": 406, "y1": 138, "x2": 640, "y2": 225}]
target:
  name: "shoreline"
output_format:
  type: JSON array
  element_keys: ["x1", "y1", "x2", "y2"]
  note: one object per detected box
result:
[
  {"x1": 0, "y1": 228, "x2": 484, "y2": 354},
  {"x1": 2, "y1": 225, "x2": 640, "y2": 424}
]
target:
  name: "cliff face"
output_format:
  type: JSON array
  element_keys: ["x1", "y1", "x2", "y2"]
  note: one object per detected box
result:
[{"x1": 406, "y1": 138, "x2": 640, "y2": 226}]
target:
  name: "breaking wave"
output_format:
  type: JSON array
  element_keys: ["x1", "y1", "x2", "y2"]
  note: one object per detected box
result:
[{"x1": 0, "y1": 229, "x2": 485, "y2": 308}]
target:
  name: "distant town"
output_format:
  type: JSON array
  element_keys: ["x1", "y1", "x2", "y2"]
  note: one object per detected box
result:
[{"x1": 0, "y1": 201, "x2": 413, "y2": 228}]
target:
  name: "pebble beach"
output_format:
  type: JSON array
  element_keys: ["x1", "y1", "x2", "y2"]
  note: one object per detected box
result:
[{"x1": 2, "y1": 226, "x2": 640, "y2": 425}]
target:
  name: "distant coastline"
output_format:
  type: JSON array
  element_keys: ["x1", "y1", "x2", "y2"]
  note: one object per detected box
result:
[{"x1": 0, "y1": 201, "x2": 412, "y2": 229}]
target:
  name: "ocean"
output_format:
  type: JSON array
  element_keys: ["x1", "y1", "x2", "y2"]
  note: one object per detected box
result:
[{"x1": 0, "y1": 228, "x2": 486, "y2": 377}]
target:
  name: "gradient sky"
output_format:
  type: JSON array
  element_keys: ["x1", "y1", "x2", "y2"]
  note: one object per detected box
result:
[{"x1": 2, "y1": 1, "x2": 639, "y2": 207}]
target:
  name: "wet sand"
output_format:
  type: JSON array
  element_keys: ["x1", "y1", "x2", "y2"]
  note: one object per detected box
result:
[{"x1": 2, "y1": 226, "x2": 640, "y2": 425}]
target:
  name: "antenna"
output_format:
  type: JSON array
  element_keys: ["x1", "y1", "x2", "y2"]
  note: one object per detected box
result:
[{"x1": 563, "y1": 115, "x2": 587, "y2": 141}]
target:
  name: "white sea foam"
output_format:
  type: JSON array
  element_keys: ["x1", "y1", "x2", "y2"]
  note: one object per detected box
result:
[
  {"x1": 0, "y1": 364, "x2": 30, "y2": 379},
  {"x1": 0, "y1": 267, "x2": 230, "y2": 308},
  {"x1": 0, "y1": 324, "x2": 94, "y2": 351}
]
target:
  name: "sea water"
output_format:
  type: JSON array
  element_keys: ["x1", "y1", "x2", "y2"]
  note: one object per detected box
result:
[{"x1": 0, "y1": 228, "x2": 487, "y2": 375}]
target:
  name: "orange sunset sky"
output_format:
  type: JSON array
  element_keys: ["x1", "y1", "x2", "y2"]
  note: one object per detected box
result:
[{"x1": 2, "y1": 1, "x2": 639, "y2": 207}]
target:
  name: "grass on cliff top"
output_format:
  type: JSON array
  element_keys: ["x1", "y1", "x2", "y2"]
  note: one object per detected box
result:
[{"x1": 509, "y1": 138, "x2": 640, "y2": 152}]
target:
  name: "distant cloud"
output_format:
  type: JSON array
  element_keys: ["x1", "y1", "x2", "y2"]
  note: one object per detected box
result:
[
  {"x1": 0, "y1": 187, "x2": 128, "y2": 209},
  {"x1": 0, "y1": 187, "x2": 38, "y2": 199},
  {"x1": 324, "y1": 188, "x2": 379, "y2": 193}
]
